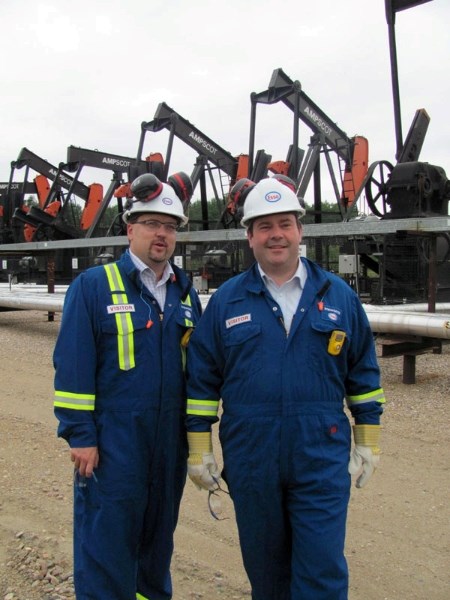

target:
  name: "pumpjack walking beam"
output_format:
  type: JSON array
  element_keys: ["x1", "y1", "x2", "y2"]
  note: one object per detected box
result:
[
  {"x1": 249, "y1": 68, "x2": 369, "y2": 217},
  {"x1": 136, "y1": 102, "x2": 256, "y2": 229},
  {"x1": 384, "y1": 0, "x2": 434, "y2": 160},
  {"x1": 65, "y1": 146, "x2": 163, "y2": 237},
  {"x1": 3, "y1": 148, "x2": 93, "y2": 242}
]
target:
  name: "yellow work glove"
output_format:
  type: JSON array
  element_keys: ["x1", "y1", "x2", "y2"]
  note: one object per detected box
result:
[
  {"x1": 348, "y1": 424, "x2": 381, "y2": 488},
  {"x1": 187, "y1": 431, "x2": 220, "y2": 491}
]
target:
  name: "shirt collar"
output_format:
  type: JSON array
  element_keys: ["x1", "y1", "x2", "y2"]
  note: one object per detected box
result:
[
  {"x1": 129, "y1": 250, "x2": 175, "y2": 284},
  {"x1": 258, "y1": 258, "x2": 307, "y2": 289}
]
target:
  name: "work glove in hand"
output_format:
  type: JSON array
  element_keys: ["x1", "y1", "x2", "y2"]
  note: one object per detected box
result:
[
  {"x1": 348, "y1": 424, "x2": 381, "y2": 488},
  {"x1": 187, "y1": 431, "x2": 220, "y2": 491}
]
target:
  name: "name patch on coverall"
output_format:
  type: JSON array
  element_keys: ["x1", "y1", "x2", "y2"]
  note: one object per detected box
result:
[
  {"x1": 226, "y1": 314, "x2": 252, "y2": 328},
  {"x1": 107, "y1": 304, "x2": 136, "y2": 314}
]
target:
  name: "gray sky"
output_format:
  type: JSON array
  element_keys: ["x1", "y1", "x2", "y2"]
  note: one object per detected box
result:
[{"x1": 1, "y1": 0, "x2": 448, "y2": 211}]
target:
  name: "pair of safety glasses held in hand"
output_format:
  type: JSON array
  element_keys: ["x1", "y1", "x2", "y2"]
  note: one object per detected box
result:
[
  {"x1": 74, "y1": 469, "x2": 98, "y2": 488},
  {"x1": 208, "y1": 476, "x2": 230, "y2": 521}
]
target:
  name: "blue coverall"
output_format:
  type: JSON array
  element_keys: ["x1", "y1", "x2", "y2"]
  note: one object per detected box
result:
[
  {"x1": 186, "y1": 258, "x2": 385, "y2": 600},
  {"x1": 54, "y1": 249, "x2": 201, "y2": 600}
]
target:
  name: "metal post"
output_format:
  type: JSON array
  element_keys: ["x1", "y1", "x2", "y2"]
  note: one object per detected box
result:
[
  {"x1": 248, "y1": 94, "x2": 257, "y2": 176},
  {"x1": 199, "y1": 172, "x2": 208, "y2": 231},
  {"x1": 427, "y1": 233, "x2": 437, "y2": 312},
  {"x1": 47, "y1": 252, "x2": 55, "y2": 322},
  {"x1": 292, "y1": 82, "x2": 300, "y2": 181},
  {"x1": 385, "y1": 0, "x2": 404, "y2": 160},
  {"x1": 403, "y1": 354, "x2": 416, "y2": 384},
  {"x1": 313, "y1": 158, "x2": 323, "y2": 266}
]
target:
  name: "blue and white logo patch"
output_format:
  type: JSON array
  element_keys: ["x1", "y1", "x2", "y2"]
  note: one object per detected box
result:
[
  {"x1": 265, "y1": 191, "x2": 281, "y2": 203},
  {"x1": 323, "y1": 306, "x2": 341, "y2": 322}
]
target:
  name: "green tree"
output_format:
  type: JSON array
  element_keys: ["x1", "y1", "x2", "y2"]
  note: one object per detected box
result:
[
  {"x1": 302, "y1": 200, "x2": 358, "y2": 224},
  {"x1": 187, "y1": 197, "x2": 357, "y2": 230},
  {"x1": 187, "y1": 198, "x2": 227, "y2": 231}
]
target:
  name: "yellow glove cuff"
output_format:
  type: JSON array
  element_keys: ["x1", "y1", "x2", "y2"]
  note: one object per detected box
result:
[
  {"x1": 187, "y1": 432, "x2": 213, "y2": 465},
  {"x1": 353, "y1": 424, "x2": 381, "y2": 453}
]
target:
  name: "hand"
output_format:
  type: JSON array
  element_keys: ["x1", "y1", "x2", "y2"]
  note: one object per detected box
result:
[
  {"x1": 349, "y1": 424, "x2": 381, "y2": 488},
  {"x1": 187, "y1": 431, "x2": 220, "y2": 491},
  {"x1": 70, "y1": 446, "x2": 99, "y2": 478},
  {"x1": 349, "y1": 444, "x2": 380, "y2": 488},
  {"x1": 188, "y1": 452, "x2": 220, "y2": 491}
]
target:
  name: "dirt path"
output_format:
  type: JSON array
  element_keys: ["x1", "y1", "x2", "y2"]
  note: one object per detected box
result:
[{"x1": 0, "y1": 309, "x2": 449, "y2": 599}]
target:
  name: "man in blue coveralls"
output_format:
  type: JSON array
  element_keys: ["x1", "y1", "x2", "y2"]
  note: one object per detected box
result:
[
  {"x1": 185, "y1": 176, "x2": 385, "y2": 599},
  {"x1": 53, "y1": 173, "x2": 202, "y2": 600}
]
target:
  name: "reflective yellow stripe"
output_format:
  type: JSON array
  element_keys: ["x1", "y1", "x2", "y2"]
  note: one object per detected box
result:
[
  {"x1": 104, "y1": 263, "x2": 135, "y2": 370},
  {"x1": 181, "y1": 293, "x2": 194, "y2": 327},
  {"x1": 187, "y1": 398, "x2": 220, "y2": 417},
  {"x1": 54, "y1": 390, "x2": 95, "y2": 411},
  {"x1": 347, "y1": 387, "x2": 385, "y2": 405},
  {"x1": 136, "y1": 593, "x2": 150, "y2": 600},
  {"x1": 180, "y1": 292, "x2": 194, "y2": 370}
]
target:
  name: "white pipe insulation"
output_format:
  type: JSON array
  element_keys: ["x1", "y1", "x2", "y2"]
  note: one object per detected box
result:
[
  {"x1": 0, "y1": 292, "x2": 65, "y2": 312},
  {"x1": 363, "y1": 305, "x2": 450, "y2": 338},
  {"x1": 1, "y1": 290, "x2": 450, "y2": 340},
  {"x1": 365, "y1": 302, "x2": 450, "y2": 313}
]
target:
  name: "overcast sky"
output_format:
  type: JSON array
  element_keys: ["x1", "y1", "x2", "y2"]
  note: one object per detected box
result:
[{"x1": 1, "y1": 0, "x2": 448, "y2": 212}]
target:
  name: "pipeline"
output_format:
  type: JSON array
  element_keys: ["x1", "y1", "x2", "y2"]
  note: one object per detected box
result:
[
  {"x1": 0, "y1": 284, "x2": 66, "y2": 312},
  {"x1": 0, "y1": 289, "x2": 450, "y2": 339},
  {"x1": 1, "y1": 287, "x2": 450, "y2": 340},
  {"x1": 363, "y1": 305, "x2": 450, "y2": 339},
  {"x1": 365, "y1": 302, "x2": 450, "y2": 313},
  {"x1": 0, "y1": 291, "x2": 65, "y2": 312}
]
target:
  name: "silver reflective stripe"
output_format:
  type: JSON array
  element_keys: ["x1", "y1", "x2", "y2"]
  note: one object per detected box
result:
[
  {"x1": 104, "y1": 263, "x2": 135, "y2": 371},
  {"x1": 346, "y1": 387, "x2": 386, "y2": 406},
  {"x1": 186, "y1": 398, "x2": 220, "y2": 417},
  {"x1": 181, "y1": 293, "x2": 194, "y2": 327},
  {"x1": 54, "y1": 391, "x2": 95, "y2": 411}
]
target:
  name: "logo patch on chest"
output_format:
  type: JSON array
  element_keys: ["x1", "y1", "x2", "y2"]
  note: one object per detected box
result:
[{"x1": 323, "y1": 306, "x2": 341, "y2": 322}]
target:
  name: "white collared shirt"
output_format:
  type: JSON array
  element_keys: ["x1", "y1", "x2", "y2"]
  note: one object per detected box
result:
[
  {"x1": 258, "y1": 259, "x2": 307, "y2": 334},
  {"x1": 129, "y1": 250, "x2": 174, "y2": 310}
]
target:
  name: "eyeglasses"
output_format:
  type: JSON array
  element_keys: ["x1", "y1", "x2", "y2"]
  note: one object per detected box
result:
[
  {"x1": 208, "y1": 476, "x2": 230, "y2": 521},
  {"x1": 134, "y1": 219, "x2": 179, "y2": 233}
]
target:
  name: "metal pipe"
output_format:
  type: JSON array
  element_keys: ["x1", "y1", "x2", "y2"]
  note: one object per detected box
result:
[
  {"x1": 385, "y1": 0, "x2": 404, "y2": 159},
  {"x1": 363, "y1": 305, "x2": 450, "y2": 338},
  {"x1": 364, "y1": 302, "x2": 450, "y2": 313},
  {"x1": 0, "y1": 292, "x2": 64, "y2": 312},
  {"x1": 1, "y1": 290, "x2": 450, "y2": 340}
]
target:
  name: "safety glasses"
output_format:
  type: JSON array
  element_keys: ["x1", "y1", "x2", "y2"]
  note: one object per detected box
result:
[
  {"x1": 134, "y1": 219, "x2": 179, "y2": 233},
  {"x1": 74, "y1": 469, "x2": 98, "y2": 488}
]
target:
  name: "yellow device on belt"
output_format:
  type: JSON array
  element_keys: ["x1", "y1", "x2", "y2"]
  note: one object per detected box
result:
[
  {"x1": 181, "y1": 328, "x2": 194, "y2": 348},
  {"x1": 328, "y1": 330, "x2": 346, "y2": 356}
]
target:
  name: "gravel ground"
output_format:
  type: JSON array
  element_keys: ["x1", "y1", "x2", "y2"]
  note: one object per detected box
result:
[{"x1": 1, "y1": 309, "x2": 449, "y2": 599}]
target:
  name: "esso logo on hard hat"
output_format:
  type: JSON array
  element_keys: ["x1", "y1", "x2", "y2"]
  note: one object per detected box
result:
[
  {"x1": 265, "y1": 191, "x2": 281, "y2": 203},
  {"x1": 162, "y1": 197, "x2": 174, "y2": 205}
]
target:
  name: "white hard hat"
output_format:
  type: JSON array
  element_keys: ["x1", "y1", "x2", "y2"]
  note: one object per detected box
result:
[
  {"x1": 122, "y1": 174, "x2": 189, "y2": 225},
  {"x1": 240, "y1": 177, "x2": 305, "y2": 227}
]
